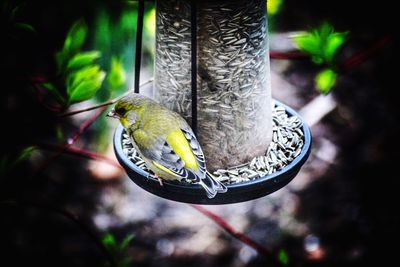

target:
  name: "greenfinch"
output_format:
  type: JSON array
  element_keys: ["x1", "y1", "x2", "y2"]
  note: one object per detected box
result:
[{"x1": 107, "y1": 93, "x2": 227, "y2": 198}]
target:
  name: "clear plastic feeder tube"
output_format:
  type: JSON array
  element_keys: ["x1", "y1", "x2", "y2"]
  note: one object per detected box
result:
[{"x1": 154, "y1": 0, "x2": 272, "y2": 170}]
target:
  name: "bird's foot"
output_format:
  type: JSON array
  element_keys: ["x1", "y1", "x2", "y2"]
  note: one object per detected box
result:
[
  {"x1": 148, "y1": 173, "x2": 164, "y2": 187},
  {"x1": 157, "y1": 177, "x2": 164, "y2": 187}
]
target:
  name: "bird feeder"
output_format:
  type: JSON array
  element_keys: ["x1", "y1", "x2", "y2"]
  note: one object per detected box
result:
[{"x1": 113, "y1": 0, "x2": 312, "y2": 204}]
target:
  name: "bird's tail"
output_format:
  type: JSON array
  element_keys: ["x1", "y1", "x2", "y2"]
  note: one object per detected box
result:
[{"x1": 199, "y1": 171, "x2": 228, "y2": 199}]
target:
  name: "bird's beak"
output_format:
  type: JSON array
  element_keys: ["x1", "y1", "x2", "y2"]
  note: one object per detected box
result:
[{"x1": 106, "y1": 108, "x2": 119, "y2": 119}]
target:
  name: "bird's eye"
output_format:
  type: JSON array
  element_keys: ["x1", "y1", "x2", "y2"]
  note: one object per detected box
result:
[{"x1": 115, "y1": 107, "x2": 126, "y2": 114}]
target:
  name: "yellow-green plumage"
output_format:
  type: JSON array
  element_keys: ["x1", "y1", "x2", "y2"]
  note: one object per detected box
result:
[{"x1": 108, "y1": 93, "x2": 227, "y2": 198}]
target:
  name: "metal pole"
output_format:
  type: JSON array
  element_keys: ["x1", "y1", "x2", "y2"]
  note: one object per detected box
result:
[
  {"x1": 134, "y1": 0, "x2": 145, "y2": 93},
  {"x1": 190, "y1": 0, "x2": 198, "y2": 135}
]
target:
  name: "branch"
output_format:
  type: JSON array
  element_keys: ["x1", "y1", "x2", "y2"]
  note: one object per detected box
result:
[
  {"x1": 191, "y1": 204, "x2": 282, "y2": 266},
  {"x1": 59, "y1": 101, "x2": 115, "y2": 117},
  {"x1": 18, "y1": 75, "x2": 50, "y2": 83},
  {"x1": 32, "y1": 106, "x2": 107, "y2": 177},
  {"x1": 342, "y1": 35, "x2": 393, "y2": 71},
  {"x1": 38, "y1": 144, "x2": 122, "y2": 169},
  {"x1": 30, "y1": 77, "x2": 153, "y2": 178},
  {"x1": 0, "y1": 199, "x2": 117, "y2": 267},
  {"x1": 270, "y1": 50, "x2": 307, "y2": 60},
  {"x1": 60, "y1": 78, "x2": 154, "y2": 117},
  {"x1": 67, "y1": 106, "x2": 107, "y2": 145}
]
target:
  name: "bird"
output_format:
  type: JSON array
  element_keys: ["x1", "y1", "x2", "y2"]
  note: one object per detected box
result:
[{"x1": 107, "y1": 92, "x2": 227, "y2": 199}]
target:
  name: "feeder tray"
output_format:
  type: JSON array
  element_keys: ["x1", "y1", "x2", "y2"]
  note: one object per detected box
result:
[{"x1": 113, "y1": 100, "x2": 311, "y2": 205}]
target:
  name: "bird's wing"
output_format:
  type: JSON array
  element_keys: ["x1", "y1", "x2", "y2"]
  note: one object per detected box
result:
[
  {"x1": 179, "y1": 127, "x2": 206, "y2": 176},
  {"x1": 132, "y1": 128, "x2": 204, "y2": 182}
]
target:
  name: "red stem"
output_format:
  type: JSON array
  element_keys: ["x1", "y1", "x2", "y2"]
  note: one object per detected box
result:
[
  {"x1": 67, "y1": 106, "x2": 108, "y2": 145},
  {"x1": 270, "y1": 50, "x2": 307, "y2": 60},
  {"x1": 18, "y1": 75, "x2": 49, "y2": 83},
  {"x1": 32, "y1": 83, "x2": 63, "y2": 113},
  {"x1": 191, "y1": 204, "x2": 281, "y2": 265},
  {"x1": 32, "y1": 106, "x2": 108, "y2": 177},
  {"x1": 39, "y1": 144, "x2": 122, "y2": 169},
  {"x1": 342, "y1": 35, "x2": 393, "y2": 71}
]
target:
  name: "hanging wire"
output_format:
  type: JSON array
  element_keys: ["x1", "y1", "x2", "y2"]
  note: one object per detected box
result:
[
  {"x1": 190, "y1": 0, "x2": 198, "y2": 135},
  {"x1": 134, "y1": 0, "x2": 145, "y2": 93}
]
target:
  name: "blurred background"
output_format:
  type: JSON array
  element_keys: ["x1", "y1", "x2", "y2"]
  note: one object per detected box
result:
[{"x1": 0, "y1": 0, "x2": 398, "y2": 266}]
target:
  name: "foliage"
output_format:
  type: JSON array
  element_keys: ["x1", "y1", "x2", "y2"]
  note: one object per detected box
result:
[
  {"x1": 107, "y1": 57, "x2": 127, "y2": 91},
  {"x1": 0, "y1": 1, "x2": 36, "y2": 37},
  {"x1": 267, "y1": 0, "x2": 283, "y2": 16},
  {"x1": 45, "y1": 20, "x2": 106, "y2": 106},
  {"x1": 92, "y1": 7, "x2": 135, "y2": 102},
  {"x1": 278, "y1": 249, "x2": 289, "y2": 266},
  {"x1": 39, "y1": 12, "x2": 138, "y2": 108},
  {"x1": 92, "y1": 2, "x2": 155, "y2": 102},
  {"x1": 55, "y1": 19, "x2": 89, "y2": 73},
  {"x1": 42, "y1": 82, "x2": 67, "y2": 106},
  {"x1": 144, "y1": 6, "x2": 156, "y2": 38},
  {"x1": 293, "y1": 22, "x2": 348, "y2": 94},
  {"x1": 293, "y1": 22, "x2": 348, "y2": 65},
  {"x1": 102, "y1": 233, "x2": 134, "y2": 267},
  {"x1": 315, "y1": 68, "x2": 337, "y2": 94},
  {"x1": 0, "y1": 146, "x2": 37, "y2": 176},
  {"x1": 67, "y1": 51, "x2": 102, "y2": 71},
  {"x1": 89, "y1": 2, "x2": 153, "y2": 153}
]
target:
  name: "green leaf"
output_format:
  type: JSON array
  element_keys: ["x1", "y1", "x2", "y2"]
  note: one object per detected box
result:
[
  {"x1": 293, "y1": 32, "x2": 321, "y2": 58},
  {"x1": 102, "y1": 233, "x2": 117, "y2": 249},
  {"x1": 67, "y1": 51, "x2": 101, "y2": 71},
  {"x1": 64, "y1": 19, "x2": 88, "y2": 55},
  {"x1": 55, "y1": 51, "x2": 67, "y2": 72},
  {"x1": 119, "y1": 234, "x2": 134, "y2": 253},
  {"x1": 118, "y1": 257, "x2": 133, "y2": 267},
  {"x1": 15, "y1": 146, "x2": 36, "y2": 165},
  {"x1": 318, "y1": 22, "x2": 333, "y2": 41},
  {"x1": 67, "y1": 65, "x2": 102, "y2": 94},
  {"x1": 42, "y1": 82, "x2": 66, "y2": 105},
  {"x1": 144, "y1": 7, "x2": 156, "y2": 37},
  {"x1": 57, "y1": 19, "x2": 88, "y2": 72},
  {"x1": 55, "y1": 125, "x2": 65, "y2": 144},
  {"x1": 278, "y1": 249, "x2": 289, "y2": 266},
  {"x1": 10, "y1": 3, "x2": 23, "y2": 20},
  {"x1": 0, "y1": 146, "x2": 37, "y2": 176},
  {"x1": 68, "y1": 75, "x2": 105, "y2": 104},
  {"x1": 311, "y1": 55, "x2": 324, "y2": 65},
  {"x1": 293, "y1": 22, "x2": 348, "y2": 65},
  {"x1": 107, "y1": 57, "x2": 126, "y2": 91},
  {"x1": 67, "y1": 65, "x2": 105, "y2": 104},
  {"x1": 324, "y1": 32, "x2": 348, "y2": 63},
  {"x1": 102, "y1": 233, "x2": 135, "y2": 267},
  {"x1": 315, "y1": 68, "x2": 337, "y2": 94},
  {"x1": 267, "y1": 0, "x2": 283, "y2": 16},
  {"x1": 14, "y1": 23, "x2": 36, "y2": 33},
  {"x1": 93, "y1": 9, "x2": 111, "y2": 54}
]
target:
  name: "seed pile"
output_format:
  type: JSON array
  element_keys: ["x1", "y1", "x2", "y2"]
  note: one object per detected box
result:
[
  {"x1": 121, "y1": 103, "x2": 304, "y2": 185},
  {"x1": 154, "y1": 0, "x2": 272, "y2": 170},
  {"x1": 154, "y1": 0, "x2": 193, "y2": 120},
  {"x1": 197, "y1": 0, "x2": 272, "y2": 170}
]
